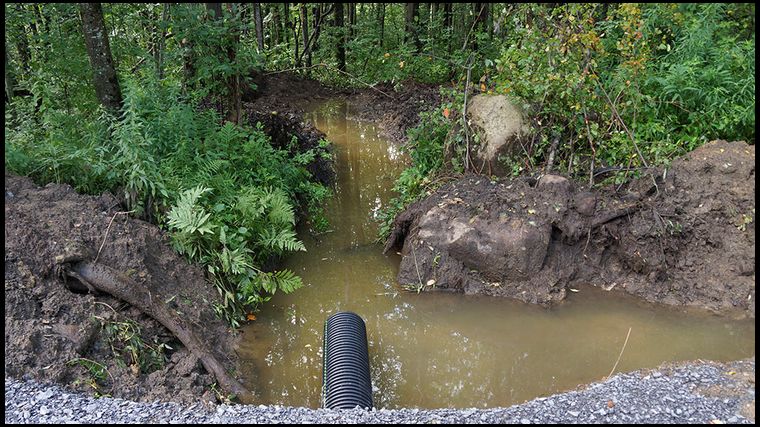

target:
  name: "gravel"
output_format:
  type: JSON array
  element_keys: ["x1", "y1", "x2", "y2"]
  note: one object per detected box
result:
[{"x1": 5, "y1": 359, "x2": 754, "y2": 424}]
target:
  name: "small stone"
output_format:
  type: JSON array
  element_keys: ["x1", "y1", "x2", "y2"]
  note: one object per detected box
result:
[
  {"x1": 520, "y1": 418, "x2": 530, "y2": 424},
  {"x1": 568, "y1": 411, "x2": 580, "y2": 417},
  {"x1": 39, "y1": 405, "x2": 50, "y2": 415},
  {"x1": 36, "y1": 390, "x2": 54, "y2": 400}
]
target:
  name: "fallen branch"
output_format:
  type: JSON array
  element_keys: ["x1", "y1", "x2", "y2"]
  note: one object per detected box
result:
[
  {"x1": 94, "y1": 211, "x2": 133, "y2": 263},
  {"x1": 607, "y1": 327, "x2": 632, "y2": 378},
  {"x1": 62, "y1": 260, "x2": 254, "y2": 403},
  {"x1": 591, "y1": 203, "x2": 641, "y2": 228}
]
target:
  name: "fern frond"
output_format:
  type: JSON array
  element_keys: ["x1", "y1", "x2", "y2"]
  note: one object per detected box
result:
[
  {"x1": 264, "y1": 187, "x2": 296, "y2": 226},
  {"x1": 256, "y1": 269, "x2": 303, "y2": 295},
  {"x1": 167, "y1": 186, "x2": 215, "y2": 235},
  {"x1": 259, "y1": 227, "x2": 306, "y2": 253}
]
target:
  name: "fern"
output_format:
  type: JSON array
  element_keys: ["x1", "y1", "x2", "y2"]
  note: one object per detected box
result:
[
  {"x1": 259, "y1": 227, "x2": 306, "y2": 253},
  {"x1": 264, "y1": 187, "x2": 297, "y2": 226},
  {"x1": 257, "y1": 269, "x2": 303, "y2": 295}
]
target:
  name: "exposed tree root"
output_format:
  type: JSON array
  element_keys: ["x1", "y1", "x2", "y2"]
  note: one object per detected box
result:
[{"x1": 61, "y1": 260, "x2": 254, "y2": 404}]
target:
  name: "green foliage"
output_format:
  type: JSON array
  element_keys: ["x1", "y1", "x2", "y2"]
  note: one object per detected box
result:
[
  {"x1": 491, "y1": 3, "x2": 754, "y2": 179},
  {"x1": 102, "y1": 318, "x2": 170, "y2": 375}
]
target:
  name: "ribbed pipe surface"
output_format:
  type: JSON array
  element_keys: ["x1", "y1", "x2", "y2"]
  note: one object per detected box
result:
[{"x1": 322, "y1": 312, "x2": 373, "y2": 409}]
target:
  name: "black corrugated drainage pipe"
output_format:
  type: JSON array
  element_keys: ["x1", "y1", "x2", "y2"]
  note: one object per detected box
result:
[{"x1": 322, "y1": 311, "x2": 373, "y2": 409}]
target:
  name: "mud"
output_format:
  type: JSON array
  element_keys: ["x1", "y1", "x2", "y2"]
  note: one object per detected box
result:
[
  {"x1": 385, "y1": 140, "x2": 755, "y2": 318},
  {"x1": 4, "y1": 173, "x2": 241, "y2": 405}
]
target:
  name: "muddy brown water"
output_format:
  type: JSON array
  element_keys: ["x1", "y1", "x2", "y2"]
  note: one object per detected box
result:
[{"x1": 238, "y1": 100, "x2": 755, "y2": 409}]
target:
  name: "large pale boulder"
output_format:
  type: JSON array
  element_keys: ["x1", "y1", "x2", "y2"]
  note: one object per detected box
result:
[{"x1": 467, "y1": 94, "x2": 529, "y2": 176}]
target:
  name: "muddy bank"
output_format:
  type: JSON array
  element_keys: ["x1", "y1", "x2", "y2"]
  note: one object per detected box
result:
[
  {"x1": 244, "y1": 72, "x2": 441, "y2": 145},
  {"x1": 4, "y1": 173, "x2": 246, "y2": 404},
  {"x1": 385, "y1": 140, "x2": 755, "y2": 318}
]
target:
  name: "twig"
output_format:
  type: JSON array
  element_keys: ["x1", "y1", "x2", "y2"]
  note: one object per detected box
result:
[
  {"x1": 597, "y1": 81, "x2": 649, "y2": 168},
  {"x1": 94, "y1": 300, "x2": 118, "y2": 315},
  {"x1": 94, "y1": 211, "x2": 133, "y2": 263},
  {"x1": 410, "y1": 241, "x2": 424, "y2": 291},
  {"x1": 462, "y1": 54, "x2": 474, "y2": 172},
  {"x1": 608, "y1": 327, "x2": 632, "y2": 378}
]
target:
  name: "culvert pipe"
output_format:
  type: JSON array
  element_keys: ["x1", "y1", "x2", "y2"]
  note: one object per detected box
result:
[{"x1": 322, "y1": 311, "x2": 373, "y2": 409}]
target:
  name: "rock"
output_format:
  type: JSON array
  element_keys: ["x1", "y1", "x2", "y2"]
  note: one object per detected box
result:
[
  {"x1": 467, "y1": 95, "x2": 528, "y2": 176},
  {"x1": 537, "y1": 175, "x2": 571, "y2": 193}
]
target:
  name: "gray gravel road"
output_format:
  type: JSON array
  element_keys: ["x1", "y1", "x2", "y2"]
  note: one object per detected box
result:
[{"x1": 5, "y1": 358, "x2": 754, "y2": 424}]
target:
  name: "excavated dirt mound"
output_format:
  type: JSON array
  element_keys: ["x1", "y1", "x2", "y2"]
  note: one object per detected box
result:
[
  {"x1": 385, "y1": 140, "x2": 755, "y2": 318},
  {"x1": 4, "y1": 174, "x2": 243, "y2": 405}
]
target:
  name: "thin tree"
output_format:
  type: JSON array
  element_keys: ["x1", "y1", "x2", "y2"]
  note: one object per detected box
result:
[
  {"x1": 155, "y1": 3, "x2": 170, "y2": 80},
  {"x1": 299, "y1": 4, "x2": 311, "y2": 68},
  {"x1": 348, "y1": 3, "x2": 356, "y2": 38},
  {"x1": 80, "y1": 2, "x2": 122, "y2": 113},
  {"x1": 312, "y1": 3, "x2": 321, "y2": 51},
  {"x1": 405, "y1": 3, "x2": 421, "y2": 52},
  {"x1": 376, "y1": 3, "x2": 385, "y2": 48},
  {"x1": 206, "y1": 3, "x2": 241, "y2": 124},
  {"x1": 253, "y1": 2, "x2": 264, "y2": 53},
  {"x1": 333, "y1": 2, "x2": 345, "y2": 72},
  {"x1": 5, "y1": 40, "x2": 16, "y2": 102}
]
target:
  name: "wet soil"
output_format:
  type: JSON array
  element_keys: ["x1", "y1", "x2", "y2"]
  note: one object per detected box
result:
[
  {"x1": 4, "y1": 173, "x2": 239, "y2": 405},
  {"x1": 384, "y1": 140, "x2": 755, "y2": 318}
]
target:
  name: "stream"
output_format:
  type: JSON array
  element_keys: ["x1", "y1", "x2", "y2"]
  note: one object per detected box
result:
[{"x1": 237, "y1": 99, "x2": 755, "y2": 409}]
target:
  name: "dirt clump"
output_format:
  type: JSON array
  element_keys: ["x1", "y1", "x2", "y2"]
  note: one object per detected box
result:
[
  {"x1": 384, "y1": 140, "x2": 755, "y2": 318},
  {"x1": 5, "y1": 173, "x2": 246, "y2": 404}
]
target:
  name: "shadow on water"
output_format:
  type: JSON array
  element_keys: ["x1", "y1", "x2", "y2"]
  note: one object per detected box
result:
[{"x1": 237, "y1": 99, "x2": 755, "y2": 409}]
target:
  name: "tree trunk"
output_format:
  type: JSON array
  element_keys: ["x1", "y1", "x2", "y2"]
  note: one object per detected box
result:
[
  {"x1": 348, "y1": 3, "x2": 356, "y2": 38},
  {"x1": 155, "y1": 3, "x2": 170, "y2": 80},
  {"x1": 272, "y1": 3, "x2": 281, "y2": 45},
  {"x1": 226, "y1": 3, "x2": 241, "y2": 125},
  {"x1": 5, "y1": 40, "x2": 15, "y2": 102},
  {"x1": 206, "y1": 3, "x2": 241, "y2": 125},
  {"x1": 299, "y1": 4, "x2": 311, "y2": 68},
  {"x1": 205, "y1": 2, "x2": 222, "y2": 19},
  {"x1": 405, "y1": 3, "x2": 421, "y2": 51},
  {"x1": 282, "y1": 3, "x2": 289, "y2": 46},
  {"x1": 253, "y1": 2, "x2": 264, "y2": 53},
  {"x1": 333, "y1": 2, "x2": 345, "y2": 72},
  {"x1": 12, "y1": 5, "x2": 31, "y2": 74},
  {"x1": 79, "y1": 3, "x2": 123, "y2": 113},
  {"x1": 312, "y1": 3, "x2": 321, "y2": 51},
  {"x1": 376, "y1": 3, "x2": 385, "y2": 48},
  {"x1": 444, "y1": 3, "x2": 453, "y2": 28}
]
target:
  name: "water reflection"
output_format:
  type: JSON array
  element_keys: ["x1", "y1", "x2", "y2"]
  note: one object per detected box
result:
[{"x1": 237, "y1": 100, "x2": 755, "y2": 409}]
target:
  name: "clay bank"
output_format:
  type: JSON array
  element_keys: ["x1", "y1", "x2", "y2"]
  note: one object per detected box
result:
[{"x1": 385, "y1": 139, "x2": 755, "y2": 318}]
